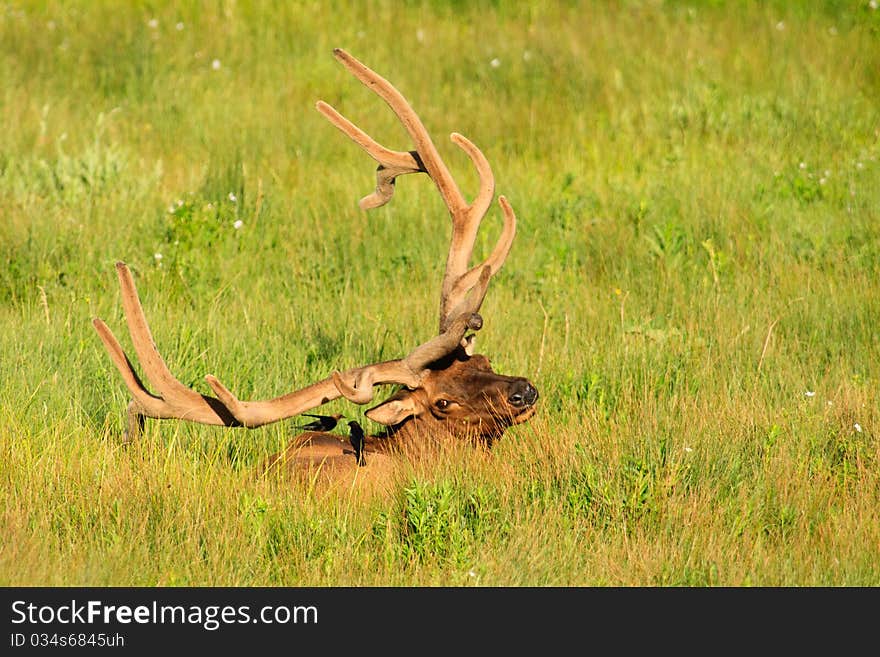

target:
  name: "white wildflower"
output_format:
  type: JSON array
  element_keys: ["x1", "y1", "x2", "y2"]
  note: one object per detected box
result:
[
  {"x1": 233, "y1": 220, "x2": 243, "y2": 230},
  {"x1": 804, "y1": 391, "x2": 816, "y2": 397},
  {"x1": 490, "y1": 57, "x2": 501, "y2": 68},
  {"x1": 228, "y1": 192, "x2": 237, "y2": 202},
  {"x1": 467, "y1": 570, "x2": 477, "y2": 578},
  {"x1": 799, "y1": 161, "x2": 806, "y2": 169},
  {"x1": 168, "y1": 204, "x2": 175, "y2": 213},
  {"x1": 819, "y1": 178, "x2": 827, "y2": 185},
  {"x1": 176, "y1": 22, "x2": 184, "y2": 31},
  {"x1": 684, "y1": 447, "x2": 693, "y2": 453},
  {"x1": 870, "y1": 0, "x2": 878, "y2": 10},
  {"x1": 212, "y1": 58, "x2": 221, "y2": 70},
  {"x1": 523, "y1": 50, "x2": 532, "y2": 62},
  {"x1": 148, "y1": 18, "x2": 158, "y2": 29},
  {"x1": 154, "y1": 253, "x2": 163, "y2": 261},
  {"x1": 775, "y1": 21, "x2": 785, "y2": 31},
  {"x1": 416, "y1": 28, "x2": 425, "y2": 43},
  {"x1": 854, "y1": 423, "x2": 863, "y2": 433}
]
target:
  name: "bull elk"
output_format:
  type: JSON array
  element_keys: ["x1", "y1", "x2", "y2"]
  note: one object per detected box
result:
[{"x1": 92, "y1": 49, "x2": 539, "y2": 476}]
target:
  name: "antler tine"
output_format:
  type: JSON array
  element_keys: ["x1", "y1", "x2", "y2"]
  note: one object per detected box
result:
[
  {"x1": 92, "y1": 317, "x2": 164, "y2": 415},
  {"x1": 319, "y1": 48, "x2": 516, "y2": 334},
  {"x1": 315, "y1": 101, "x2": 425, "y2": 209},
  {"x1": 442, "y1": 195, "x2": 517, "y2": 331},
  {"x1": 115, "y1": 262, "x2": 192, "y2": 403}
]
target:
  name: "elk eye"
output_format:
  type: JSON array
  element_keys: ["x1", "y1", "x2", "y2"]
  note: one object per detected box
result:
[{"x1": 435, "y1": 399, "x2": 450, "y2": 410}]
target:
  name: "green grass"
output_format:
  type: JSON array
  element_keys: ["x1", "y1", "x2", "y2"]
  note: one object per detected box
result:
[{"x1": 1, "y1": 0, "x2": 879, "y2": 586}]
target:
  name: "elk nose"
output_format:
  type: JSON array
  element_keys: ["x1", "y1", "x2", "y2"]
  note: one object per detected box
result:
[{"x1": 508, "y1": 381, "x2": 538, "y2": 408}]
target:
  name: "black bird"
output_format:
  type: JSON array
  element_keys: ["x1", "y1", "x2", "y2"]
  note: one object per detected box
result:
[
  {"x1": 293, "y1": 413, "x2": 344, "y2": 432},
  {"x1": 348, "y1": 420, "x2": 366, "y2": 467}
]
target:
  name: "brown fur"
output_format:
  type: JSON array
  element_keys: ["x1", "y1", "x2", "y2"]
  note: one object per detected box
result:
[{"x1": 263, "y1": 351, "x2": 538, "y2": 487}]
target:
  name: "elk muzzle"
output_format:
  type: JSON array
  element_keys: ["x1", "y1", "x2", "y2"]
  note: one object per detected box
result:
[{"x1": 507, "y1": 379, "x2": 539, "y2": 409}]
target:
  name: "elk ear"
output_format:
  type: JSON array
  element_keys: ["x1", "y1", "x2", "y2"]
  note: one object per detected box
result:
[{"x1": 365, "y1": 390, "x2": 421, "y2": 426}]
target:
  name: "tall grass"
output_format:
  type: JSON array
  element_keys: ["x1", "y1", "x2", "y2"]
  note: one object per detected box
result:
[{"x1": 1, "y1": 0, "x2": 879, "y2": 585}]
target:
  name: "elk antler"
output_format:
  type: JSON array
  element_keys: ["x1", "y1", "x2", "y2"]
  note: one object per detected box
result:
[
  {"x1": 94, "y1": 262, "x2": 487, "y2": 432},
  {"x1": 317, "y1": 48, "x2": 517, "y2": 334},
  {"x1": 92, "y1": 49, "x2": 517, "y2": 436}
]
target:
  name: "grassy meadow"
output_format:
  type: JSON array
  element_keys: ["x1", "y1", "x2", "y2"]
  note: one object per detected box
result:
[{"x1": 1, "y1": 0, "x2": 879, "y2": 586}]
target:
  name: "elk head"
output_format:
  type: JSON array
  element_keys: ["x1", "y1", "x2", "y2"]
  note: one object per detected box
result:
[
  {"x1": 366, "y1": 352, "x2": 538, "y2": 446},
  {"x1": 92, "y1": 49, "x2": 539, "y2": 463}
]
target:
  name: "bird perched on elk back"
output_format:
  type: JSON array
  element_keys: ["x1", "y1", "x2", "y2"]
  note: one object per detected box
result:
[
  {"x1": 294, "y1": 413, "x2": 344, "y2": 433},
  {"x1": 348, "y1": 420, "x2": 366, "y2": 467}
]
